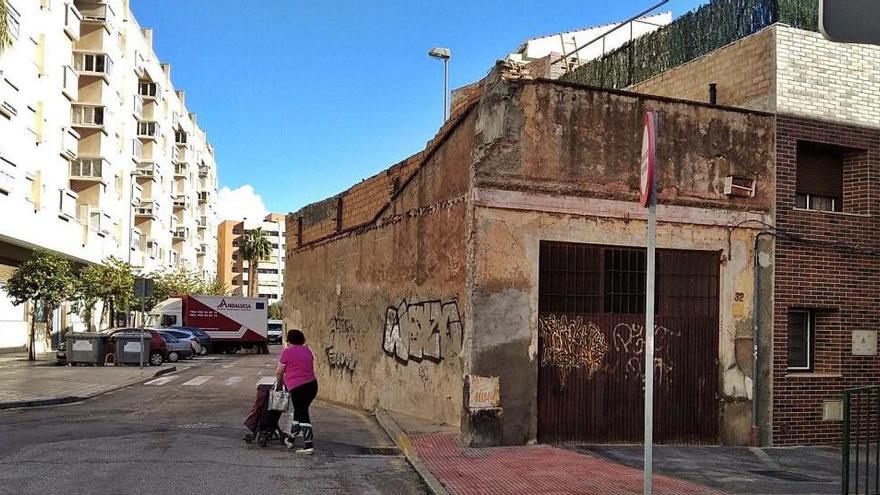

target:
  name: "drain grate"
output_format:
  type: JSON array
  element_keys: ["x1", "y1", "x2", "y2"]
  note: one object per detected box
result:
[
  {"x1": 357, "y1": 446, "x2": 401, "y2": 456},
  {"x1": 751, "y1": 470, "x2": 826, "y2": 482}
]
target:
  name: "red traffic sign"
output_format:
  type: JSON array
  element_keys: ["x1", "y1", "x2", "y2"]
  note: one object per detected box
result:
[{"x1": 640, "y1": 111, "x2": 657, "y2": 208}]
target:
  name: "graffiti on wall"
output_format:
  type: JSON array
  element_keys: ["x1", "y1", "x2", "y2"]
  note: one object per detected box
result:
[
  {"x1": 538, "y1": 315, "x2": 682, "y2": 387},
  {"x1": 325, "y1": 316, "x2": 358, "y2": 373},
  {"x1": 382, "y1": 299, "x2": 462, "y2": 364},
  {"x1": 538, "y1": 314, "x2": 608, "y2": 386},
  {"x1": 612, "y1": 322, "x2": 681, "y2": 386}
]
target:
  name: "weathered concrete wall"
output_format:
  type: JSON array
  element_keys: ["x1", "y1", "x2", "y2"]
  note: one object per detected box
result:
[
  {"x1": 283, "y1": 110, "x2": 477, "y2": 425},
  {"x1": 628, "y1": 28, "x2": 775, "y2": 112},
  {"x1": 466, "y1": 76, "x2": 775, "y2": 445}
]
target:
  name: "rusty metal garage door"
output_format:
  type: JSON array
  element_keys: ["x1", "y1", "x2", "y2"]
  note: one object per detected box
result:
[{"x1": 537, "y1": 241, "x2": 719, "y2": 444}]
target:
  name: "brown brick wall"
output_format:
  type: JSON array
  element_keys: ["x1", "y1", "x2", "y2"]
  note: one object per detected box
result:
[
  {"x1": 773, "y1": 115, "x2": 880, "y2": 445},
  {"x1": 629, "y1": 28, "x2": 774, "y2": 111}
]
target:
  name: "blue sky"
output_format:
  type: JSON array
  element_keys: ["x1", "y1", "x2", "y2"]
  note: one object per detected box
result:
[{"x1": 132, "y1": 0, "x2": 706, "y2": 218}]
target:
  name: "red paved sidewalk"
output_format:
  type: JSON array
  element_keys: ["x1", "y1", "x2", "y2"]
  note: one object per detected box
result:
[{"x1": 410, "y1": 433, "x2": 724, "y2": 495}]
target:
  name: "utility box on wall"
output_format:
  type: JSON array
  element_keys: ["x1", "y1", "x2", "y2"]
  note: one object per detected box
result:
[{"x1": 852, "y1": 330, "x2": 878, "y2": 356}]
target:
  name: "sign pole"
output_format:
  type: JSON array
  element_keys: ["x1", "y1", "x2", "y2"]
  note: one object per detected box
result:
[
  {"x1": 644, "y1": 195, "x2": 656, "y2": 495},
  {"x1": 639, "y1": 111, "x2": 658, "y2": 495}
]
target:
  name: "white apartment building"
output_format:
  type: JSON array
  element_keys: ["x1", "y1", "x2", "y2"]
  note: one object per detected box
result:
[{"x1": 0, "y1": 0, "x2": 219, "y2": 351}]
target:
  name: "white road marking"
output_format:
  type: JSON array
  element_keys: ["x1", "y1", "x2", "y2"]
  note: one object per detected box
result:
[
  {"x1": 221, "y1": 363, "x2": 238, "y2": 369},
  {"x1": 225, "y1": 376, "x2": 243, "y2": 386},
  {"x1": 257, "y1": 376, "x2": 275, "y2": 386},
  {"x1": 182, "y1": 376, "x2": 213, "y2": 386},
  {"x1": 144, "y1": 375, "x2": 180, "y2": 386}
]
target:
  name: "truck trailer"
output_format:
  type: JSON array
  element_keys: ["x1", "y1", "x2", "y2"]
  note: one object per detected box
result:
[{"x1": 146, "y1": 295, "x2": 269, "y2": 354}]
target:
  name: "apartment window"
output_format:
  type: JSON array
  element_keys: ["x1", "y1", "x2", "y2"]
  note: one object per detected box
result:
[
  {"x1": 795, "y1": 142, "x2": 843, "y2": 212},
  {"x1": 787, "y1": 310, "x2": 814, "y2": 371},
  {"x1": 175, "y1": 130, "x2": 187, "y2": 144},
  {"x1": 139, "y1": 82, "x2": 158, "y2": 98}
]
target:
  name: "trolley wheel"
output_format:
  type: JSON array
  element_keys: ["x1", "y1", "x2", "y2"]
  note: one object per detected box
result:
[{"x1": 257, "y1": 431, "x2": 268, "y2": 447}]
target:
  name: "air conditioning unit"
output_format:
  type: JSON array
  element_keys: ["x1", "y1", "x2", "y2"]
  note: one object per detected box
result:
[{"x1": 723, "y1": 176, "x2": 756, "y2": 198}]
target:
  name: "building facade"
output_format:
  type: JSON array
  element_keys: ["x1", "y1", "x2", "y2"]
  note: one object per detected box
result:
[
  {"x1": 0, "y1": 0, "x2": 219, "y2": 351},
  {"x1": 612, "y1": 23, "x2": 880, "y2": 446},
  {"x1": 284, "y1": 63, "x2": 775, "y2": 446},
  {"x1": 217, "y1": 214, "x2": 286, "y2": 303}
]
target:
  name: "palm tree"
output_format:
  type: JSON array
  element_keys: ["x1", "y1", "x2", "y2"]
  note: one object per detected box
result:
[{"x1": 239, "y1": 227, "x2": 271, "y2": 298}]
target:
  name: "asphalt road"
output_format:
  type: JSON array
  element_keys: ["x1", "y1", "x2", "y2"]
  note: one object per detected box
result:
[{"x1": 0, "y1": 349, "x2": 427, "y2": 495}]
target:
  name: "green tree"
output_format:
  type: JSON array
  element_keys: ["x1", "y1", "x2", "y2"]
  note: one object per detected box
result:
[
  {"x1": 240, "y1": 228, "x2": 272, "y2": 298},
  {"x1": 100, "y1": 257, "x2": 135, "y2": 327},
  {"x1": 0, "y1": 1, "x2": 11, "y2": 52},
  {"x1": 202, "y1": 277, "x2": 230, "y2": 296},
  {"x1": 150, "y1": 267, "x2": 204, "y2": 305},
  {"x1": 268, "y1": 302, "x2": 282, "y2": 320},
  {"x1": 2, "y1": 249, "x2": 75, "y2": 360},
  {"x1": 73, "y1": 264, "x2": 104, "y2": 331}
]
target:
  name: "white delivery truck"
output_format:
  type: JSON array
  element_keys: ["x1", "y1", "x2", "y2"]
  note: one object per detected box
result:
[{"x1": 146, "y1": 295, "x2": 269, "y2": 354}]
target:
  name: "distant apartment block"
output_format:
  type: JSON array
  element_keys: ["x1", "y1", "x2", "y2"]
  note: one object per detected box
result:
[
  {"x1": 217, "y1": 214, "x2": 286, "y2": 303},
  {"x1": 0, "y1": 0, "x2": 219, "y2": 350}
]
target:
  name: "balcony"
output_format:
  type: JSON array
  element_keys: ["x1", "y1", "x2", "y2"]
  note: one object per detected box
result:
[
  {"x1": 134, "y1": 162, "x2": 159, "y2": 180},
  {"x1": 69, "y1": 157, "x2": 107, "y2": 183},
  {"x1": 198, "y1": 191, "x2": 209, "y2": 204},
  {"x1": 58, "y1": 189, "x2": 78, "y2": 221},
  {"x1": 62, "y1": 65, "x2": 78, "y2": 101},
  {"x1": 196, "y1": 243, "x2": 207, "y2": 256},
  {"x1": 175, "y1": 130, "x2": 188, "y2": 145},
  {"x1": 71, "y1": 104, "x2": 104, "y2": 129},
  {"x1": 174, "y1": 163, "x2": 187, "y2": 178},
  {"x1": 173, "y1": 227, "x2": 189, "y2": 240},
  {"x1": 78, "y1": 205, "x2": 111, "y2": 237},
  {"x1": 198, "y1": 164, "x2": 208, "y2": 178},
  {"x1": 73, "y1": 52, "x2": 113, "y2": 80},
  {"x1": 60, "y1": 128, "x2": 79, "y2": 160},
  {"x1": 134, "y1": 201, "x2": 157, "y2": 220},
  {"x1": 131, "y1": 139, "x2": 143, "y2": 162},
  {"x1": 76, "y1": 2, "x2": 114, "y2": 24},
  {"x1": 132, "y1": 94, "x2": 143, "y2": 119},
  {"x1": 131, "y1": 183, "x2": 143, "y2": 206},
  {"x1": 172, "y1": 144, "x2": 192, "y2": 163},
  {"x1": 172, "y1": 195, "x2": 189, "y2": 210},
  {"x1": 0, "y1": 156, "x2": 15, "y2": 195},
  {"x1": 137, "y1": 121, "x2": 158, "y2": 141},
  {"x1": 197, "y1": 216, "x2": 207, "y2": 230},
  {"x1": 64, "y1": 3, "x2": 82, "y2": 40}
]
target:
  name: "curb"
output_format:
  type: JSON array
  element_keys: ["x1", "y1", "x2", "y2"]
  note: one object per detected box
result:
[
  {"x1": 0, "y1": 365, "x2": 177, "y2": 410},
  {"x1": 375, "y1": 409, "x2": 450, "y2": 495}
]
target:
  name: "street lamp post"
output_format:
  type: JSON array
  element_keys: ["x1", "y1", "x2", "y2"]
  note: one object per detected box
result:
[{"x1": 428, "y1": 47, "x2": 451, "y2": 121}]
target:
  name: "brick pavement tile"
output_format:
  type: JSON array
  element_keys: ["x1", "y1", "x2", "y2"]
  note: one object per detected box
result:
[{"x1": 411, "y1": 433, "x2": 724, "y2": 495}]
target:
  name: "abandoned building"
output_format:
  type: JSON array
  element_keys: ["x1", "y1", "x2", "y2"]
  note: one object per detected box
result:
[
  {"x1": 284, "y1": 61, "x2": 775, "y2": 446},
  {"x1": 563, "y1": 9, "x2": 880, "y2": 445}
]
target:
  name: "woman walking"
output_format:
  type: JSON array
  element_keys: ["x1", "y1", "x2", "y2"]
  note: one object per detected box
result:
[{"x1": 275, "y1": 329, "x2": 318, "y2": 454}]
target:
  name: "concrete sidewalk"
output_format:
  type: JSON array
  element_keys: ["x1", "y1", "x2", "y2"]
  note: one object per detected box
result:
[
  {"x1": 378, "y1": 411, "x2": 722, "y2": 495},
  {"x1": 0, "y1": 352, "x2": 177, "y2": 409}
]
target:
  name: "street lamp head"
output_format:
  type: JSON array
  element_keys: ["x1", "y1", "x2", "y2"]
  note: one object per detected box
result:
[{"x1": 428, "y1": 47, "x2": 451, "y2": 60}]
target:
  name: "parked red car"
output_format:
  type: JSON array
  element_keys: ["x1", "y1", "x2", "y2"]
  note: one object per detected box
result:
[{"x1": 103, "y1": 328, "x2": 167, "y2": 366}]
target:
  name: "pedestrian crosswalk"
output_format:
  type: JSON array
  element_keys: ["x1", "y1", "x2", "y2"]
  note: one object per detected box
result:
[{"x1": 144, "y1": 373, "x2": 271, "y2": 388}]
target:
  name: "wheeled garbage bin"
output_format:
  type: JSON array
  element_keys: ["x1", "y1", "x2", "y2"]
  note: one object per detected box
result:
[
  {"x1": 114, "y1": 331, "x2": 152, "y2": 366},
  {"x1": 65, "y1": 333, "x2": 108, "y2": 365}
]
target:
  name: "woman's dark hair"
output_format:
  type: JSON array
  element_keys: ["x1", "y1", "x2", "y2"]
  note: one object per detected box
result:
[{"x1": 287, "y1": 329, "x2": 305, "y2": 345}]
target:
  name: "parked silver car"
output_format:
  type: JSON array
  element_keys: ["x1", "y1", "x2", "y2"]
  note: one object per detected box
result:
[
  {"x1": 159, "y1": 329, "x2": 205, "y2": 356},
  {"x1": 159, "y1": 332, "x2": 195, "y2": 362}
]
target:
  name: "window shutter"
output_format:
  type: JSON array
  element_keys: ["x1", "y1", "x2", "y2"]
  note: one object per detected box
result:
[{"x1": 796, "y1": 143, "x2": 843, "y2": 198}]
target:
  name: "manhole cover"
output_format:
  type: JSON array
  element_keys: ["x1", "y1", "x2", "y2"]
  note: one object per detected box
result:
[
  {"x1": 177, "y1": 423, "x2": 221, "y2": 430},
  {"x1": 357, "y1": 446, "x2": 401, "y2": 456},
  {"x1": 751, "y1": 470, "x2": 826, "y2": 482}
]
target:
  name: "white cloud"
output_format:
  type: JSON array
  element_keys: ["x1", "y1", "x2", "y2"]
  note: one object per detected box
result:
[{"x1": 216, "y1": 184, "x2": 269, "y2": 228}]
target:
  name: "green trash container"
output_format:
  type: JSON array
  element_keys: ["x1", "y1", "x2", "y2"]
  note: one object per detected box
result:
[
  {"x1": 114, "y1": 331, "x2": 152, "y2": 365},
  {"x1": 66, "y1": 333, "x2": 108, "y2": 365}
]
